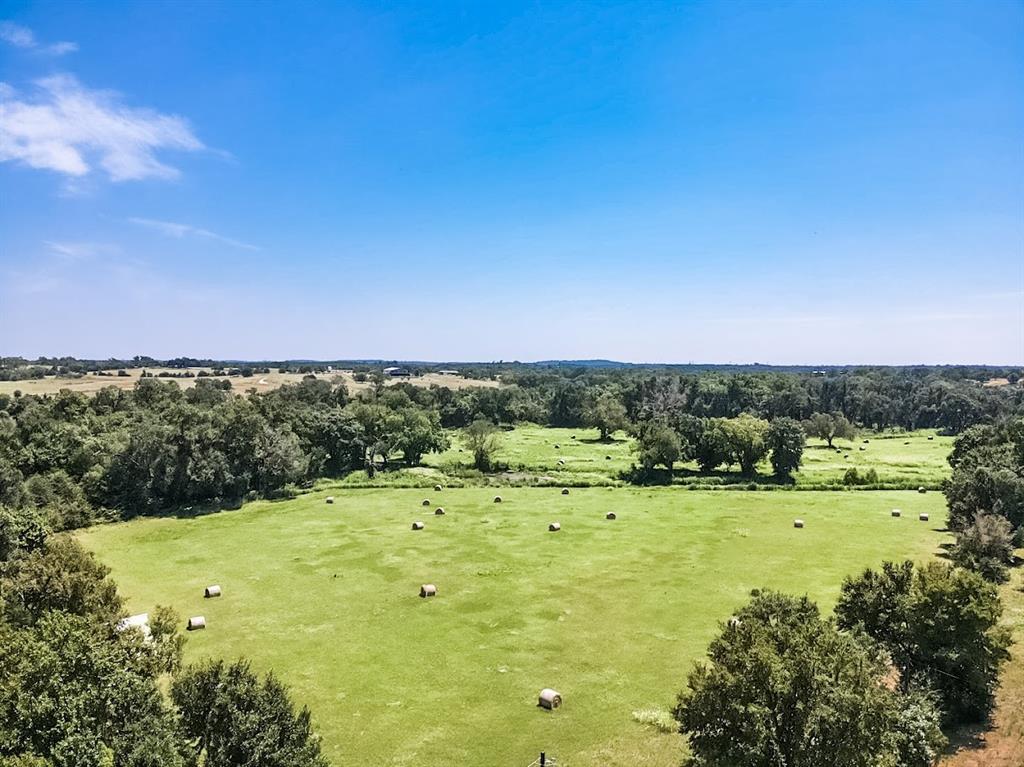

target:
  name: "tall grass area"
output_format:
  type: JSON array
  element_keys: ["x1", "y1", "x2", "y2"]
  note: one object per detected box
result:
[{"x1": 80, "y1": 487, "x2": 948, "y2": 767}]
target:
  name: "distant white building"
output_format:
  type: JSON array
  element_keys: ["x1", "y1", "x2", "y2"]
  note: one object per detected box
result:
[
  {"x1": 438, "y1": 369, "x2": 460, "y2": 376},
  {"x1": 383, "y1": 366, "x2": 411, "y2": 377}
]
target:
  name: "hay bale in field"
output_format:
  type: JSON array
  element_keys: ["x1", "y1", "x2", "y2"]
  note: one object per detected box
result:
[
  {"x1": 412, "y1": 521, "x2": 424, "y2": 530},
  {"x1": 918, "y1": 486, "x2": 927, "y2": 494},
  {"x1": 863, "y1": 439, "x2": 870, "y2": 444},
  {"x1": 434, "y1": 484, "x2": 443, "y2": 492},
  {"x1": 928, "y1": 435, "x2": 934, "y2": 440},
  {"x1": 919, "y1": 513, "x2": 929, "y2": 522},
  {"x1": 422, "y1": 498, "x2": 431, "y2": 506},
  {"x1": 891, "y1": 509, "x2": 901, "y2": 517},
  {"x1": 904, "y1": 441, "x2": 910, "y2": 445},
  {"x1": 554, "y1": 444, "x2": 560, "y2": 449},
  {"x1": 325, "y1": 496, "x2": 334, "y2": 504},
  {"x1": 493, "y1": 495, "x2": 502, "y2": 503},
  {"x1": 420, "y1": 584, "x2": 437, "y2": 598},
  {"x1": 561, "y1": 488, "x2": 569, "y2": 495},
  {"x1": 549, "y1": 522, "x2": 561, "y2": 532},
  {"x1": 434, "y1": 507, "x2": 445, "y2": 516},
  {"x1": 859, "y1": 446, "x2": 866, "y2": 451},
  {"x1": 571, "y1": 435, "x2": 576, "y2": 439},
  {"x1": 606, "y1": 511, "x2": 616, "y2": 520},
  {"x1": 557, "y1": 459, "x2": 565, "y2": 465},
  {"x1": 606, "y1": 455, "x2": 612, "y2": 460},
  {"x1": 204, "y1": 585, "x2": 222, "y2": 598},
  {"x1": 793, "y1": 519, "x2": 804, "y2": 528},
  {"x1": 187, "y1": 616, "x2": 206, "y2": 631},
  {"x1": 538, "y1": 688, "x2": 562, "y2": 709}
]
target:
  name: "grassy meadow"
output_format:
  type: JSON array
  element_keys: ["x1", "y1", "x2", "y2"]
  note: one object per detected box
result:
[
  {"x1": 415, "y1": 424, "x2": 953, "y2": 489},
  {"x1": 81, "y1": 487, "x2": 949, "y2": 767}
]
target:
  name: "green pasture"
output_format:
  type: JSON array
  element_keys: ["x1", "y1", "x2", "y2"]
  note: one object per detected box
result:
[
  {"x1": 80, "y1": 487, "x2": 950, "y2": 767},
  {"x1": 417, "y1": 424, "x2": 954, "y2": 488}
]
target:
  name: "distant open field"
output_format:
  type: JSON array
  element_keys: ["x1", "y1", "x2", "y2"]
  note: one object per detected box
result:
[
  {"x1": 0, "y1": 367, "x2": 499, "y2": 396},
  {"x1": 416, "y1": 425, "x2": 953, "y2": 489},
  {"x1": 81, "y1": 487, "x2": 949, "y2": 767}
]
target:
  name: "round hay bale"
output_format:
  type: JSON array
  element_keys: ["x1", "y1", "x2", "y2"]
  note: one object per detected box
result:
[
  {"x1": 554, "y1": 444, "x2": 560, "y2": 449},
  {"x1": 422, "y1": 498, "x2": 431, "y2": 506},
  {"x1": 434, "y1": 507, "x2": 445, "y2": 516},
  {"x1": 557, "y1": 458, "x2": 565, "y2": 465},
  {"x1": 538, "y1": 688, "x2": 562, "y2": 709},
  {"x1": 859, "y1": 446, "x2": 866, "y2": 451},
  {"x1": 412, "y1": 521, "x2": 424, "y2": 530},
  {"x1": 927, "y1": 435, "x2": 934, "y2": 440},
  {"x1": 904, "y1": 441, "x2": 910, "y2": 445},
  {"x1": 419, "y1": 584, "x2": 437, "y2": 598},
  {"x1": 325, "y1": 496, "x2": 334, "y2": 504},
  {"x1": 187, "y1": 616, "x2": 206, "y2": 631},
  {"x1": 793, "y1": 519, "x2": 804, "y2": 528},
  {"x1": 561, "y1": 488, "x2": 569, "y2": 495},
  {"x1": 606, "y1": 511, "x2": 616, "y2": 520},
  {"x1": 493, "y1": 495, "x2": 502, "y2": 503},
  {"x1": 548, "y1": 522, "x2": 561, "y2": 532},
  {"x1": 571, "y1": 435, "x2": 576, "y2": 439},
  {"x1": 919, "y1": 513, "x2": 929, "y2": 522},
  {"x1": 891, "y1": 509, "x2": 901, "y2": 517},
  {"x1": 918, "y1": 486, "x2": 927, "y2": 494},
  {"x1": 204, "y1": 584, "x2": 222, "y2": 598},
  {"x1": 863, "y1": 439, "x2": 870, "y2": 444},
  {"x1": 605, "y1": 455, "x2": 612, "y2": 460},
  {"x1": 434, "y1": 484, "x2": 443, "y2": 492}
]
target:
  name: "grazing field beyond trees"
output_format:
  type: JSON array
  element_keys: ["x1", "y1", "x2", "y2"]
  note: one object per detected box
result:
[{"x1": 80, "y1": 488, "x2": 948, "y2": 767}]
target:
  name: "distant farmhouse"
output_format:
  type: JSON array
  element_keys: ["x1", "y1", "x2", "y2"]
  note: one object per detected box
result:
[
  {"x1": 438, "y1": 369, "x2": 460, "y2": 376},
  {"x1": 383, "y1": 366, "x2": 411, "y2": 377}
]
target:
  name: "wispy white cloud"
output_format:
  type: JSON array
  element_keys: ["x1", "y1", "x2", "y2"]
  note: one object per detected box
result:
[
  {"x1": 0, "y1": 21, "x2": 77, "y2": 55},
  {"x1": 44, "y1": 240, "x2": 118, "y2": 259},
  {"x1": 127, "y1": 217, "x2": 260, "y2": 251},
  {"x1": 0, "y1": 74, "x2": 202, "y2": 181}
]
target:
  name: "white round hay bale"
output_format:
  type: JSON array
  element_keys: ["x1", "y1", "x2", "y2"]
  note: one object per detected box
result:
[
  {"x1": 571, "y1": 435, "x2": 576, "y2": 439},
  {"x1": 919, "y1": 513, "x2": 929, "y2": 522},
  {"x1": 554, "y1": 444, "x2": 560, "y2": 449},
  {"x1": 187, "y1": 616, "x2": 206, "y2": 631},
  {"x1": 891, "y1": 509, "x2": 901, "y2": 517},
  {"x1": 434, "y1": 484, "x2": 443, "y2": 492},
  {"x1": 557, "y1": 458, "x2": 565, "y2": 465},
  {"x1": 493, "y1": 495, "x2": 502, "y2": 503},
  {"x1": 422, "y1": 498, "x2": 431, "y2": 506},
  {"x1": 549, "y1": 522, "x2": 561, "y2": 532},
  {"x1": 434, "y1": 507, "x2": 445, "y2": 516},
  {"x1": 204, "y1": 584, "x2": 222, "y2": 598},
  {"x1": 561, "y1": 488, "x2": 569, "y2": 495},
  {"x1": 420, "y1": 584, "x2": 437, "y2": 598},
  {"x1": 325, "y1": 496, "x2": 334, "y2": 504},
  {"x1": 412, "y1": 521, "x2": 424, "y2": 530},
  {"x1": 793, "y1": 519, "x2": 804, "y2": 528},
  {"x1": 918, "y1": 486, "x2": 927, "y2": 494},
  {"x1": 539, "y1": 688, "x2": 562, "y2": 709},
  {"x1": 859, "y1": 446, "x2": 866, "y2": 451},
  {"x1": 606, "y1": 511, "x2": 616, "y2": 520},
  {"x1": 605, "y1": 455, "x2": 611, "y2": 460},
  {"x1": 927, "y1": 435, "x2": 934, "y2": 440},
  {"x1": 863, "y1": 439, "x2": 870, "y2": 444}
]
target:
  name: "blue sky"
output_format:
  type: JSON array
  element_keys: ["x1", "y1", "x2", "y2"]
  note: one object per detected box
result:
[{"x1": 1, "y1": 0, "x2": 1021, "y2": 364}]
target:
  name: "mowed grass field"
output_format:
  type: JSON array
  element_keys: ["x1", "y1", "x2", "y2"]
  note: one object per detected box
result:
[
  {"x1": 418, "y1": 425, "x2": 954, "y2": 488},
  {"x1": 80, "y1": 487, "x2": 949, "y2": 767}
]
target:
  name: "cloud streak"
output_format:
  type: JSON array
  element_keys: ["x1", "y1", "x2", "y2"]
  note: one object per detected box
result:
[
  {"x1": 0, "y1": 21, "x2": 77, "y2": 55},
  {"x1": 128, "y1": 217, "x2": 260, "y2": 251},
  {"x1": 0, "y1": 74, "x2": 202, "y2": 181}
]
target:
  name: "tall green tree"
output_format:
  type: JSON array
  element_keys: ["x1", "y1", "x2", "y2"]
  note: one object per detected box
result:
[
  {"x1": 836, "y1": 560, "x2": 1011, "y2": 724},
  {"x1": 674, "y1": 590, "x2": 945, "y2": 767},
  {"x1": 804, "y1": 411, "x2": 855, "y2": 448},
  {"x1": 766, "y1": 417, "x2": 806, "y2": 478},
  {"x1": 172, "y1": 659, "x2": 329, "y2": 767}
]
